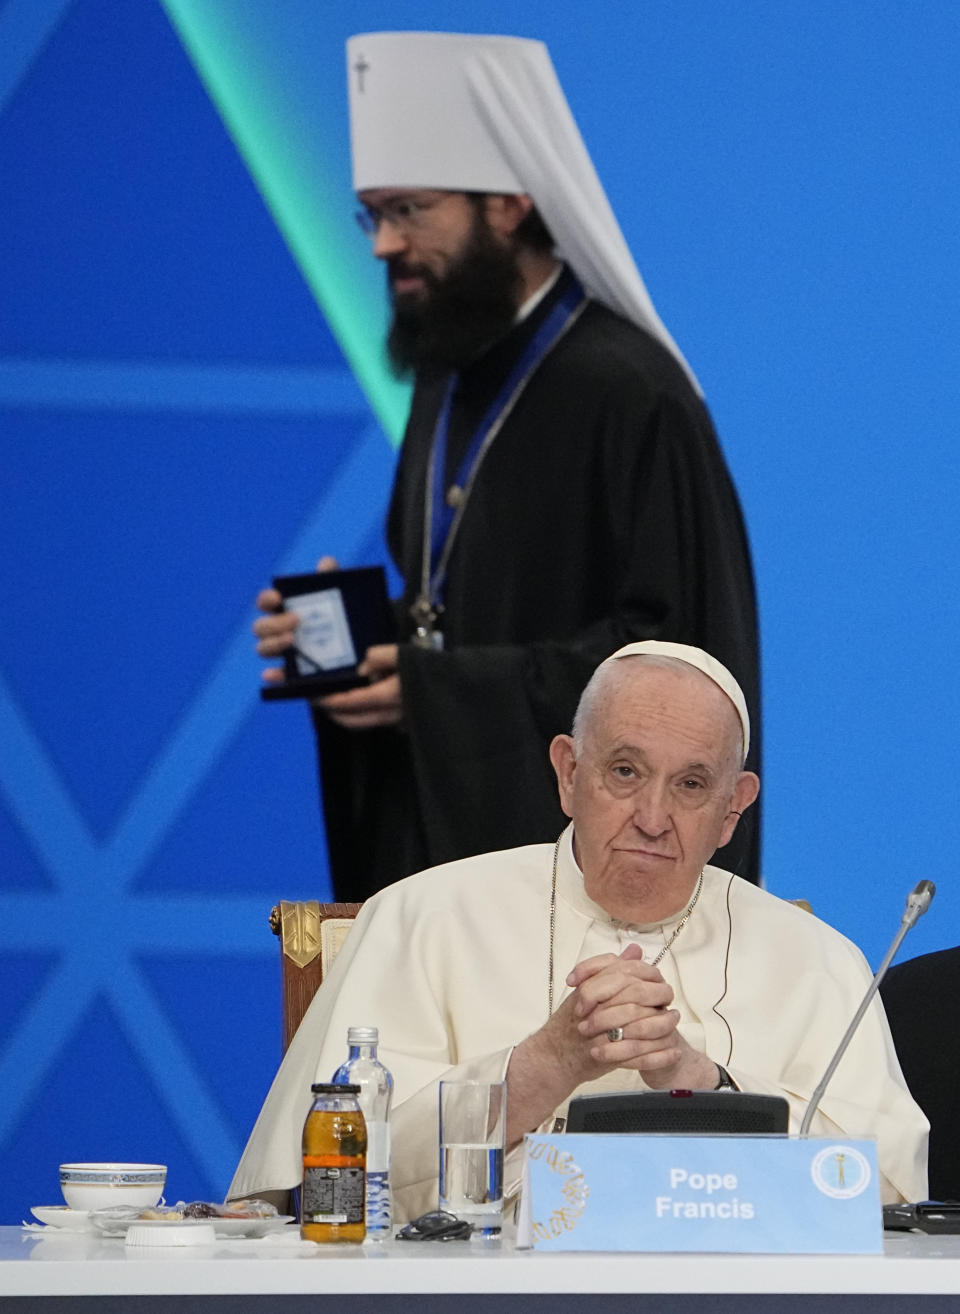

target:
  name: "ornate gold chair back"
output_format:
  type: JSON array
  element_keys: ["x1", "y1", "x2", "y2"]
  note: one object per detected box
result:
[{"x1": 269, "y1": 900, "x2": 362, "y2": 1052}]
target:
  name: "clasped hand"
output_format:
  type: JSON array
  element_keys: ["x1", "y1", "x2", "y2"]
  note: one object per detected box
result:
[
  {"x1": 555, "y1": 944, "x2": 717, "y2": 1090},
  {"x1": 505, "y1": 944, "x2": 719, "y2": 1149},
  {"x1": 252, "y1": 556, "x2": 404, "y2": 728}
]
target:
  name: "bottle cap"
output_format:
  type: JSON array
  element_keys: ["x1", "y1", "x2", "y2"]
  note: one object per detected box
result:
[
  {"x1": 311, "y1": 1083, "x2": 361, "y2": 1094},
  {"x1": 347, "y1": 1026, "x2": 380, "y2": 1044}
]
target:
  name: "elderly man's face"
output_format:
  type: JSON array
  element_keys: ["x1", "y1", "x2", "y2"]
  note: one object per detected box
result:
[{"x1": 549, "y1": 665, "x2": 759, "y2": 922}]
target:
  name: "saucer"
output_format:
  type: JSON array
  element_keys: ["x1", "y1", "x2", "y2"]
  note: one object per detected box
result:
[
  {"x1": 30, "y1": 1207, "x2": 92, "y2": 1231},
  {"x1": 89, "y1": 1210, "x2": 297, "y2": 1238}
]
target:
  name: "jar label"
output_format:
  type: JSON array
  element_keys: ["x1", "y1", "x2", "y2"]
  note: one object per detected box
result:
[{"x1": 303, "y1": 1165, "x2": 365, "y2": 1224}]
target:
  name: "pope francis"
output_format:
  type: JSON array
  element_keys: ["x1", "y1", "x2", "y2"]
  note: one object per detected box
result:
[{"x1": 230, "y1": 641, "x2": 927, "y2": 1219}]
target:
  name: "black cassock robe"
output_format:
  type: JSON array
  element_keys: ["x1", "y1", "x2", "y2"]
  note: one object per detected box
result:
[{"x1": 316, "y1": 268, "x2": 761, "y2": 898}]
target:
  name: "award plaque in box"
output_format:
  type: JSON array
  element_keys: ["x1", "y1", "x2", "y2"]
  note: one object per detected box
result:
[{"x1": 260, "y1": 566, "x2": 395, "y2": 702}]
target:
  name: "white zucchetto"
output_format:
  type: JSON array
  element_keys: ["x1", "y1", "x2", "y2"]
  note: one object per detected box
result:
[{"x1": 604, "y1": 640, "x2": 751, "y2": 759}]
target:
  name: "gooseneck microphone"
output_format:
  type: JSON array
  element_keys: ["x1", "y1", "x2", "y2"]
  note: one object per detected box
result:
[{"x1": 798, "y1": 879, "x2": 935, "y2": 1137}]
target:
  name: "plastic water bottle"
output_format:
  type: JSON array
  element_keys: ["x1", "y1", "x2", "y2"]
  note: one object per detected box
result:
[{"x1": 332, "y1": 1026, "x2": 394, "y2": 1239}]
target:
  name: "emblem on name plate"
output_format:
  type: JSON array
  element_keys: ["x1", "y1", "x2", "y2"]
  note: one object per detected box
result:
[{"x1": 810, "y1": 1144, "x2": 871, "y2": 1199}]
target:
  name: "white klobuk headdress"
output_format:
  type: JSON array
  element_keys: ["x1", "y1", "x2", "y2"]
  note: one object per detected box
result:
[{"x1": 346, "y1": 31, "x2": 701, "y2": 393}]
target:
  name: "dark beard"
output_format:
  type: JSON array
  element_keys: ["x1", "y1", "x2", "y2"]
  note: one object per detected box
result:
[{"x1": 386, "y1": 214, "x2": 523, "y2": 377}]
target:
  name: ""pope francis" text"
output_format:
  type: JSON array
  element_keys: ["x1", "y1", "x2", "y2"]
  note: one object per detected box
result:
[{"x1": 655, "y1": 1167, "x2": 755, "y2": 1220}]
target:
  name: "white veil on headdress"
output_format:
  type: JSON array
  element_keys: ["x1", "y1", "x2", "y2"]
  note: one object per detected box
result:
[{"x1": 346, "y1": 31, "x2": 701, "y2": 393}]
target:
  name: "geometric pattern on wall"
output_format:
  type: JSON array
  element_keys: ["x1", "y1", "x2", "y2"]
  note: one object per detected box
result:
[
  {"x1": 0, "y1": 422, "x2": 389, "y2": 1192},
  {"x1": 0, "y1": 0, "x2": 398, "y2": 1215}
]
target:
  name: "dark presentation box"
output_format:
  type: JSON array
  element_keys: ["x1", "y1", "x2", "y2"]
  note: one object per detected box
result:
[{"x1": 260, "y1": 566, "x2": 395, "y2": 701}]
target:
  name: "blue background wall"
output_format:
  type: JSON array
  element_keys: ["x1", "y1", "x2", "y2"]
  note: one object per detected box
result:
[{"x1": 1, "y1": 0, "x2": 957, "y2": 1220}]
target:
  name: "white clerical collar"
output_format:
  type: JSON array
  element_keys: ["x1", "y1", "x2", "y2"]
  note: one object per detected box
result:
[
  {"x1": 515, "y1": 262, "x2": 563, "y2": 324},
  {"x1": 557, "y1": 823, "x2": 696, "y2": 934}
]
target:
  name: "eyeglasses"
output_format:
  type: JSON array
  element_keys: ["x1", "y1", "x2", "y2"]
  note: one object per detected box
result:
[{"x1": 354, "y1": 193, "x2": 450, "y2": 239}]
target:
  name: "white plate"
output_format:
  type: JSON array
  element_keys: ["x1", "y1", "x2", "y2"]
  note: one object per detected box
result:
[
  {"x1": 207, "y1": 1215, "x2": 297, "y2": 1238},
  {"x1": 30, "y1": 1207, "x2": 93, "y2": 1231},
  {"x1": 90, "y1": 1212, "x2": 296, "y2": 1239}
]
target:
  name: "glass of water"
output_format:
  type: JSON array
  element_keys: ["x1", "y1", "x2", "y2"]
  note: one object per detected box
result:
[{"x1": 438, "y1": 1080, "x2": 506, "y2": 1235}]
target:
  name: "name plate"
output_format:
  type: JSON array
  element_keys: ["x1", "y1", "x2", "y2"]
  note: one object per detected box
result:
[{"x1": 517, "y1": 1134, "x2": 881, "y2": 1253}]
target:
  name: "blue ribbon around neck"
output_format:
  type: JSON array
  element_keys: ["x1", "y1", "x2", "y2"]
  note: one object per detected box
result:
[{"x1": 426, "y1": 276, "x2": 586, "y2": 603}]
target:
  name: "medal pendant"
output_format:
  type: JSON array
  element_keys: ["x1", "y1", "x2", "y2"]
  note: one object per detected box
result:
[
  {"x1": 412, "y1": 625, "x2": 444, "y2": 651},
  {"x1": 410, "y1": 596, "x2": 444, "y2": 650}
]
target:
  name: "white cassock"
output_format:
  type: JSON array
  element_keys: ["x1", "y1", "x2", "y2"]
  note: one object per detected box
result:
[{"x1": 229, "y1": 827, "x2": 928, "y2": 1219}]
